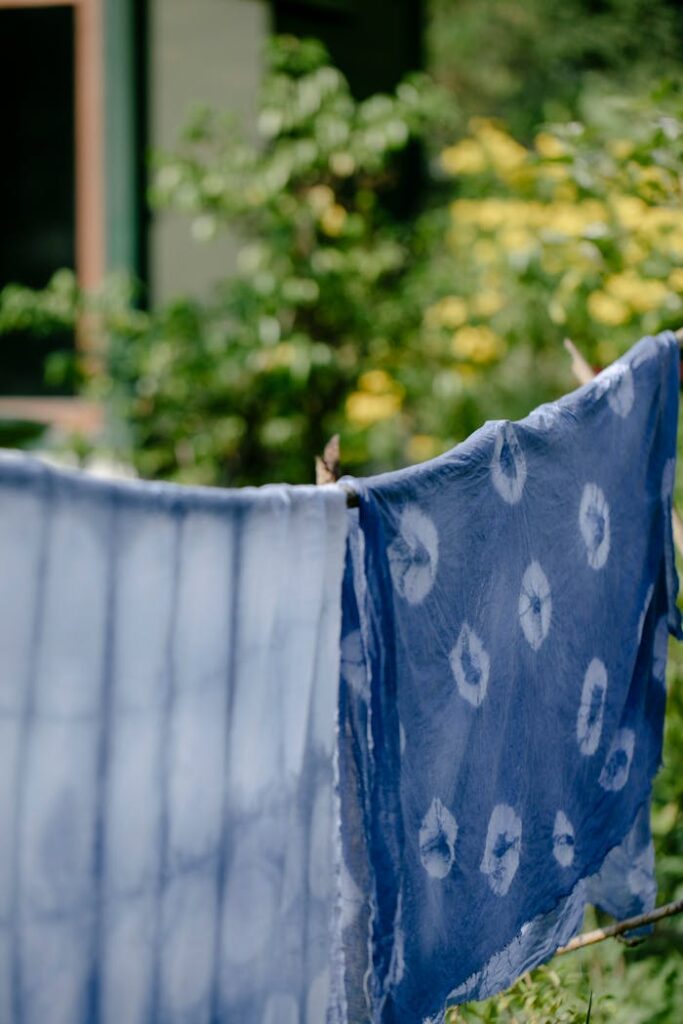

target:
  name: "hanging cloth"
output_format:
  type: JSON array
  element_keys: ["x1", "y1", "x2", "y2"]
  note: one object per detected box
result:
[
  {"x1": 0, "y1": 456, "x2": 348, "y2": 1024},
  {"x1": 335, "y1": 330, "x2": 682, "y2": 1023}
]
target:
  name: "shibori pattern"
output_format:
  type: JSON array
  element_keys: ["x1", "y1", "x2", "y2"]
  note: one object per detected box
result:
[
  {"x1": 0, "y1": 457, "x2": 349, "y2": 1024},
  {"x1": 338, "y1": 331, "x2": 682, "y2": 1024}
]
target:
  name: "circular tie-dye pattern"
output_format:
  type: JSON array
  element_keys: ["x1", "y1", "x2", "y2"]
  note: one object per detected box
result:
[
  {"x1": 480, "y1": 804, "x2": 522, "y2": 897},
  {"x1": 599, "y1": 728, "x2": 635, "y2": 792},
  {"x1": 518, "y1": 561, "x2": 552, "y2": 651},
  {"x1": 419, "y1": 797, "x2": 458, "y2": 879},
  {"x1": 491, "y1": 422, "x2": 527, "y2": 504},
  {"x1": 595, "y1": 362, "x2": 635, "y2": 418},
  {"x1": 579, "y1": 483, "x2": 610, "y2": 570},
  {"x1": 576, "y1": 658, "x2": 607, "y2": 756},
  {"x1": 387, "y1": 505, "x2": 439, "y2": 605},
  {"x1": 552, "y1": 811, "x2": 575, "y2": 868},
  {"x1": 653, "y1": 615, "x2": 668, "y2": 686},
  {"x1": 449, "y1": 623, "x2": 490, "y2": 707}
]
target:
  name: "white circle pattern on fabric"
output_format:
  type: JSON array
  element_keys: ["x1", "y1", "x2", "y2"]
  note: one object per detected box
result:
[
  {"x1": 576, "y1": 658, "x2": 608, "y2": 756},
  {"x1": 579, "y1": 483, "x2": 610, "y2": 570},
  {"x1": 480, "y1": 804, "x2": 522, "y2": 897},
  {"x1": 518, "y1": 561, "x2": 552, "y2": 651},
  {"x1": 387, "y1": 505, "x2": 439, "y2": 605},
  {"x1": 340, "y1": 628, "x2": 368, "y2": 700},
  {"x1": 594, "y1": 362, "x2": 635, "y2": 418},
  {"x1": 491, "y1": 422, "x2": 527, "y2": 504},
  {"x1": 653, "y1": 615, "x2": 668, "y2": 686},
  {"x1": 419, "y1": 797, "x2": 458, "y2": 879},
  {"x1": 449, "y1": 623, "x2": 490, "y2": 707},
  {"x1": 599, "y1": 728, "x2": 635, "y2": 791},
  {"x1": 552, "y1": 811, "x2": 575, "y2": 868}
]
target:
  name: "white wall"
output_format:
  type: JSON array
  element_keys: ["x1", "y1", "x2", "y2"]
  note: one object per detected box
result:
[{"x1": 149, "y1": 0, "x2": 268, "y2": 301}]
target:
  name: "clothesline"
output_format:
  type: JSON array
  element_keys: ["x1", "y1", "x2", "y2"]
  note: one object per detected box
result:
[{"x1": 332, "y1": 327, "x2": 683, "y2": 510}]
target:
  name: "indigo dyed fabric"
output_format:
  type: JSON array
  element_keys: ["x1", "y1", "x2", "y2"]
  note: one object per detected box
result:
[
  {"x1": 337, "y1": 331, "x2": 682, "y2": 1023},
  {"x1": 0, "y1": 455, "x2": 348, "y2": 1024}
]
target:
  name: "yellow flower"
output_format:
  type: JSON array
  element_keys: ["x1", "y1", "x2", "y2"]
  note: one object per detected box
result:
[
  {"x1": 622, "y1": 239, "x2": 648, "y2": 266},
  {"x1": 500, "y1": 226, "x2": 535, "y2": 253},
  {"x1": 548, "y1": 297, "x2": 566, "y2": 325},
  {"x1": 668, "y1": 268, "x2": 683, "y2": 292},
  {"x1": 407, "y1": 434, "x2": 441, "y2": 463},
  {"x1": 425, "y1": 295, "x2": 468, "y2": 329},
  {"x1": 472, "y1": 119, "x2": 528, "y2": 174},
  {"x1": 604, "y1": 272, "x2": 669, "y2": 312},
  {"x1": 358, "y1": 369, "x2": 396, "y2": 394},
  {"x1": 547, "y1": 201, "x2": 607, "y2": 238},
  {"x1": 307, "y1": 184, "x2": 334, "y2": 214},
  {"x1": 440, "y1": 139, "x2": 487, "y2": 176},
  {"x1": 610, "y1": 195, "x2": 648, "y2": 229},
  {"x1": 637, "y1": 165, "x2": 672, "y2": 188},
  {"x1": 607, "y1": 139, "x2": 636, "y2": 161},
  {"x1": 535, "y1": 132, "x2": 567, "y2": 159},
  {"x1": 471, "y1": 291, "x2": 505, "y2": 317},
  {"x1": 345, "y1": 391, "x2": 401, "y2": 427},
  {"x1": 588, "y1": 291, "x2": 630, "y2": 326},
  {"x1": 451, "y1": 325, "x2": 506, "y2": 363},
  {"x1": 320, "y1": 203, "x2": 347, "y2": 237},
  {"x1": 472, "y1": 240, "x2": 499, "y2": 265},
  {"x1": 329, "y1": 151, "x2": 355, "y2": 177}
]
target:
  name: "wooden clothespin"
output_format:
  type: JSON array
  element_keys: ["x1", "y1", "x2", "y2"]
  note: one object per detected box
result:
[
  {"x1": 315, "y1": 435, "x2": 359, "y2": 506},
  {"x1": 315, "y1": 434, "x2": 341, "y2": 485}
]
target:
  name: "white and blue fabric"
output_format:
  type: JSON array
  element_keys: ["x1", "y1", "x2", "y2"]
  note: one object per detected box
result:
[
  {"x1": 337, "y1": 331, "x2": 682, "y2": 1023},
  {"x1": 0, "y1": 457, "x2": 348, "y2": 1024}
]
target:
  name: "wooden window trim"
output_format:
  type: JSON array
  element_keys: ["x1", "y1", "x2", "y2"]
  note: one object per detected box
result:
[{"x1": 1, "y1": 0, "x2": 105, "y2": 435}]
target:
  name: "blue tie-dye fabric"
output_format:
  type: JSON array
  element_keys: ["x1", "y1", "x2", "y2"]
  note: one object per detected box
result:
[
  {"x1": 0, "y1": 456, "x2": 348, "y2": 1024},
  {"x1": 336, "y1": 331, "x2": 682, "y2": 1024}
]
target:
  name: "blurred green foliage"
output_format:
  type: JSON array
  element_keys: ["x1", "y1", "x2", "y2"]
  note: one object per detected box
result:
[{"x1": 428, "y1": 0, "x2": 683, "y2": 138}]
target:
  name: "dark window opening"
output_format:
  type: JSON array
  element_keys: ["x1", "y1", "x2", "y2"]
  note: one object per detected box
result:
[{"x1": 0, "y1": 6, "x2": 76, "y2": 396}]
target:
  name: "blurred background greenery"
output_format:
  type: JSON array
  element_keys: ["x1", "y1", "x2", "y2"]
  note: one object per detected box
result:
[{"x1": 2, "y1": 0, "x2": 683, "y2": 1020}]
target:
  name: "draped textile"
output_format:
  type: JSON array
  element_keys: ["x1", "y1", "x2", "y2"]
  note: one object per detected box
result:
[
  {"x1": 0, "y1": 456, "x2": 348, "y2": 1024},
  {"x1": 336, "y1": 331, "x2": 682, "y2": 1023}
]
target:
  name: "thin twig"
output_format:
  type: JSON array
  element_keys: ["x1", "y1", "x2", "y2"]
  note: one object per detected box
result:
[
  {"x1": 564, "y1": 335, "x2": 683, "y2": 560},
  {"x1": 555, "y1": 897, "x2": 683, "y2": 956}
]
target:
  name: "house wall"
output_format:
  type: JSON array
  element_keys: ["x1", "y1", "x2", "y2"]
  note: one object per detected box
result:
[{"x1": 148, "y1": 0, "x2": 269, "y2": 302}]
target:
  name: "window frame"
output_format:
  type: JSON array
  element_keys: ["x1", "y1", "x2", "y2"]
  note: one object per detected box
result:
[{"x1": 0, "y1": 0, "x2": 105, "y2": 433}]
